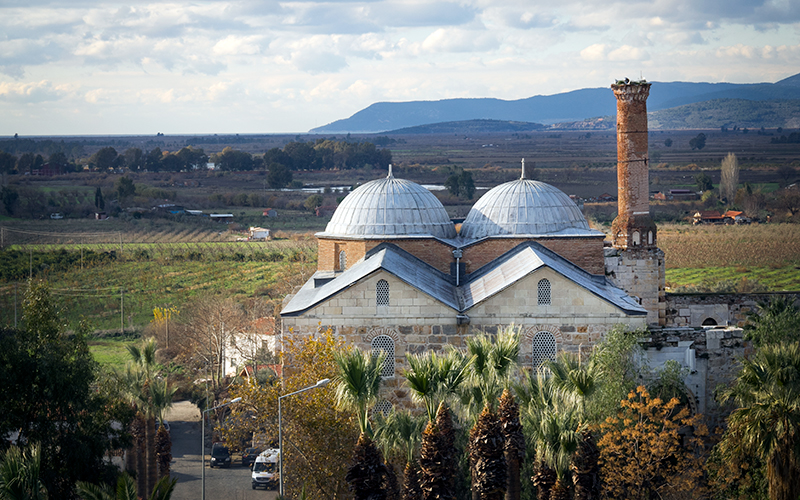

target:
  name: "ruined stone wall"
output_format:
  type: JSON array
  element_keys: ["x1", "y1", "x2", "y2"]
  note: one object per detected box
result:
[
  {"x1": 664, "y1": 292, "x2": 800, "y2": 327},
  {"x1": 643, "y1": 326, "x2": 750, "y2": 427},
  {"x1": 604, "y1": 246, "x2": 666, "y2": 325},
  {"x1": 464, "y1": 236, "x2": 605, "y2": 274}
]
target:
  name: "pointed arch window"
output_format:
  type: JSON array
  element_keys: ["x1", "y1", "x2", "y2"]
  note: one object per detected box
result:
[
  {"x1": 537, "y1": 278, "x2": 551, "y2": 306},
  {"x1": 338, "y1": 250, "x2": 347, "y2": 271}
]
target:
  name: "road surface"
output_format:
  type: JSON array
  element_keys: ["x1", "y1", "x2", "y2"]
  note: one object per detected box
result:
[{"x1": 166, "y1": 401, "x2": 278, "y2": 500}]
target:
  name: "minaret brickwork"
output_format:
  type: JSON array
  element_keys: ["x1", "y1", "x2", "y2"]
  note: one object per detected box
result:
[
  {"x1": 611, "y1": 82, "x2": 657, "y2": 249},
  {"x1": 605, "y1": 80, "x2": 665, "y2": 325}
]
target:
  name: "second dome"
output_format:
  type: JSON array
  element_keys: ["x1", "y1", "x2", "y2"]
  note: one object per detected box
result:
[{"x1": 459, "y1": 179, "x2": 593, "y2": 239}]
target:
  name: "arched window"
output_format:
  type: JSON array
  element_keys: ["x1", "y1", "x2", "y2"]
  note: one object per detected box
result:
[
  {"x1": 531, "y1": 331, "x2": 557, "y2": 369},
  {"x1": 537, "y1": 278, "x2": 551, "y2": 306},
  {"x1": 702, "y1": 318, "x2": 718, "y2": 326},
  {"x1": 338, "y1": 250, "x2": 347, "y2": 271},
  {"x1": 632, "y1": 231, "x2": 640, "y2": 246},
  {"x1": 376, "y1": 279, "x2": 390, "y2": 310},
  {"x1": 371, "y1": 335, "x2": 395, "y2": 378},
  {"x1": 372, "y1": 400, "x2": 393, "y2": 417},
  {"x1": 648, "y1": 231, "x2": 653, "y2": 245}
]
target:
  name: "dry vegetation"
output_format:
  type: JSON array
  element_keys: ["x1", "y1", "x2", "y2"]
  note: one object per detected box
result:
[{"x1": 658, "y1": 223, "x2": 800, "y2": 269}]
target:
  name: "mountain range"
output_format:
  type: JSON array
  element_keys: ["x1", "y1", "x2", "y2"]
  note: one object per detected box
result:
[{"x1": 310, "y1": 73, "x2": 800, "y2": 134}]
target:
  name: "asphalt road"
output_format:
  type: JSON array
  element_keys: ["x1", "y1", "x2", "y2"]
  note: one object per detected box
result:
[{"x1": 167, "y1": 402, "x2": 278, "y2": 500}]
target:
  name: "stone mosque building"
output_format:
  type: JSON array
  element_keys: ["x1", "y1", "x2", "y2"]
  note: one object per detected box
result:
[{"x1": 281, "y1": 82, "x2": 745, "y2": 421}]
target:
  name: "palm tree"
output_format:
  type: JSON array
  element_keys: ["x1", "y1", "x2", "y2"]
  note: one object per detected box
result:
[
  {"x1": 150, "y1": 379, "x2": 177, "y2": 478},
  {"x1": 526, "y1": 404, "x2": 581, "y2": 500},
  {"x1": 544, "y1": 353, "x2": 601, "y2": 500},
  {"x1": 404, "y1": 349, "x2": 471, "y2": 422},
  {"x1": 499, "y1": 390, "x2": 524, "y2": 500},
  {"x1": 719, "y1": 341, "x2": 800, "y2": 500},
  {"x1": 744, "y1": 296, "x2": 800, "y2": 346},
  {"x1": 373, "y1": 411, "x2": 426, "y2": 500},
  {"x1": 77, "y1": 473, "x2": 176, "y2": 500},
  {"x1": 333, "y1": 348, "x2": 387, "y2": 500},
  {"x1": 0, "y1": 444, "x2": 48, "y2": 500},
  {"x1": 122, "y1": 338, "x2": 161, "y2": 495},
  {"x1": 470, "y1": 406, "x2": 506, "y2": 500},
  {"x1": 419, "y1": 402, "x2": 457, "y2": 500}
]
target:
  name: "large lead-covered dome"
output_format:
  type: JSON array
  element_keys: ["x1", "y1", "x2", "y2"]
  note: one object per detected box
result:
[
  {"x1": 459, "y1": 176, "x2": 594, "y2": 239},
  {"x1": 321, "y1": 169, "x2": 457, "y2": 239}
]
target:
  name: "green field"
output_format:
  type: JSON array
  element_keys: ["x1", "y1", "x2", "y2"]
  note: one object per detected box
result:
[
  {"x1": 88, "y1": 339, "x2": 136, "y2": 371},
  {"x1": 666, "y1": 266, "x2": 800, "y2": 292}
]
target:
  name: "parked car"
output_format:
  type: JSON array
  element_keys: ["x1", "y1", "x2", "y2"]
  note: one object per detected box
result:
[
  {"x1": 242, "y1": 447, "x2": 260, "y2": 467},
  {"x1": 210, "y1": 443, "x2": 231, "y2": 468}
]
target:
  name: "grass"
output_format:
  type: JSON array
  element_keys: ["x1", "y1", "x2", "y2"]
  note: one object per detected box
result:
[{"x1": 88, "y1": 339, "x2": 135, "y2": 371}]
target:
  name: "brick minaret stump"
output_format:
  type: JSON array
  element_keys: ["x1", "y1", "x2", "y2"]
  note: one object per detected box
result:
[{"x1": 611, "y1": 81, "x2": 657, "y2": 249}]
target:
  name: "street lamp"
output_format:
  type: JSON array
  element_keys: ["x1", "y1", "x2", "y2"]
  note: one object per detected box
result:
[
  {"x1": 201, "y1": 397, "x2": 242, "y2": 500},
  {"x1": 279, "y1": 378, "x2": 331, "y2": 497}
]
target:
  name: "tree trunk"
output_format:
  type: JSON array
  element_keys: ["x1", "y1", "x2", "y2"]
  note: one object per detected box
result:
[
  {"x1": 156, "y1": 426, "x2": 172, "y2": 478},
  {"x1": 499, "y1": 390, "x2": 524, "y2": 500},
  {"x1": 146, "y1": 415, "x2": 157, "y2": 495},
  {"x1": 571, "y1": 430, "x2": 600, "y2": 500},
  {"x1": 470, "y1": 406, "x2": 506, "y2": 500},
  {"x1": 531, "y1": 461, "x2": 556, "y2": 500},
  {"x1": 420, "y1": 403, "x2": 457, "y2": 500},
  {"x1": 345, "y1": 433, "x2": 387, "y2": 500},
  {"x1": 133, "y1": 413, "x2": 147, "y2": 497},
  {"x1": 402, "y1": 462, "x2": 422, "y2": 500}
]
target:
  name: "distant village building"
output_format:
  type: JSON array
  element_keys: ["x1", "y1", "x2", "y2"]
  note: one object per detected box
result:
[
  {"x1": 249, "y1": 227, "x2": 271, "y2": 240},
  {"x1": 315, "y1": 205, "x2": 338, "y2": 217},
  {"x1": 263, "y1": 208, "x2": 277, "y2": 217}
]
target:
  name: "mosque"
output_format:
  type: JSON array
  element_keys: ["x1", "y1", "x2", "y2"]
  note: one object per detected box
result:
[{"x1": 279, "y1": 81, "x2": 679, "y2": 410}]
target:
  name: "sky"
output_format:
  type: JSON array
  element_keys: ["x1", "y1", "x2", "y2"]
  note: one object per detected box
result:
[{"x1": 1, "y1": 0, "x2": 799, "y2": 136}]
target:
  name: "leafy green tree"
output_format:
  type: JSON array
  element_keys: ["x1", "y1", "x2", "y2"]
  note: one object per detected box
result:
[
  {"x1": 115, "y1": 177, "x2": 136, "y2": 201},
  {"x1": 91, "y1": 147, "x2": 119, "y2": 170},
  {"x1": 267, "y1": 162, "x2": 293, "y2": 189},
  {"x1": 122, "y1": 148, "x2": 143, "y2": 171},
  {"x1": 175, "y1": 146, "x2": 207, "y2": 170},
  {"x1": 0, "y1": 444, "x2": 48, "y2": 500},
  {"x1": 694, "y1": 172, "x2": 713, "y2": 192},
  {"x1": 0, "y1": 281, "x2": 130, "y2": 499},
  {"x1": 214, "y1": 147, "x2": 254, "y2": 171},
  {"x1": 48, "y1": 152, "x2": 68, "y2": 167},
  {"x1": 144, "y1": 148, "x2": 162, "y2": 171},
  {"x1": 444, "y1": 170, "x2": 476, "y2": 199},
  {"x1": 689, "y1": 133, "x2": 707, "y2": 150},
  {"x1": 304, "y1": 194, "x2": 323, "y2": 212},
  {"x1": 0, "y1": 150, "x2": 16, "y2": 176},
  {"x1": 1, "y1": 186, "x2": 18, "y2": 215},
  {"x1": 16, "y1": 152, "x2": 35, "y2": 173},
  {"x1": 664, "y1": 138, "x2": 672, "y2": 147}
]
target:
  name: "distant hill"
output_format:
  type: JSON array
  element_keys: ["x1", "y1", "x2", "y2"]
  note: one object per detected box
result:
[
  {"x1": 389, "y1": 119, "x2": 547, "y2": 134},
  {"x1": 311, "y1": 73, "x2": 800, "y2": 133}
]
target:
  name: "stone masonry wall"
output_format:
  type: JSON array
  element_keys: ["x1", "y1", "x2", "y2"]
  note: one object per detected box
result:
[
  {"x1": 664, "y1": 292, "x2": 800, "y2": 327},
  {"x1": 317, "y1": 238, "x2": 455, "y2": 274},
  {"x1": 605, "y1": 246, "x2": 666, "y2": 325}
]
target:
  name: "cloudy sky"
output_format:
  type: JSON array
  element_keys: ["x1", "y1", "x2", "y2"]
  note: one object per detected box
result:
[{"x1": 1, "y1": 0, "x2": 798, "y2": 135}]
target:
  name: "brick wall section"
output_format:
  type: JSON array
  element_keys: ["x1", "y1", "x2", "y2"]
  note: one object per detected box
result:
[
  {"x1": 664, "y1": 292, "x2": 800, "y2": 327},
  {"x1": 611, "y1": 82, "x2": 657, "y2": 249},
  {"x1": 318, "y1": 237, "x2": 454, "y2": 273},
  {"x1": 464, "y1": 236, "x2": 605, "y2": 274}
]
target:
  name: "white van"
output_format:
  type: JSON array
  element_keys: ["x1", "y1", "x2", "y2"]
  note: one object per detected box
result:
[{"x1": 251, "y1": 448, "x2": 279, "y2": 490}]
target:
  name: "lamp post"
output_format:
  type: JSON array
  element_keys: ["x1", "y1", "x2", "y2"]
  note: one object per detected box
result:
[
  {"x1": 278, "y1": 378, "x2": 331, "y2": 497},
  {"x1": 201, "y1": 397, "x2": 242, "y2": 500}
]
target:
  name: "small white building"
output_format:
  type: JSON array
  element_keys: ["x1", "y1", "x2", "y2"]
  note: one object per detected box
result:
[{"x1": 249, "y1": 227, "x2": 271, "y2": 240}]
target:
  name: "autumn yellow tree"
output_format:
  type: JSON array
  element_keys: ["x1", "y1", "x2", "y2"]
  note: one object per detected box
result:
[
  {"x1": 223, "y1": 330, "x2": 358, "y2": 499},
  {"x1": 597, "y1": 385, "x2": 708, "y2": 500}
]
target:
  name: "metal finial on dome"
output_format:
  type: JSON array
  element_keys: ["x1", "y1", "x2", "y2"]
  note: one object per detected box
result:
[
  {"x1": 521, "y1": 158, "x2": 526, "y2": 180},
  {"x1": 387, "y1": 164, "x2": 393, "y2": 178}
]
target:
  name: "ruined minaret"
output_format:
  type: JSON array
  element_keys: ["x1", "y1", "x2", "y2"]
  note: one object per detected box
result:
[
  {"x1": 611, "y1": 81, "x2": 657, "y2": 249},
  {"x1": 604, "y1": 79, "x2": 665, "y2": 325}
]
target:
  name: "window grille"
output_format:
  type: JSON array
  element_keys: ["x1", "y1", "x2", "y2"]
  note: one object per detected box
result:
[
  {"x1": 376, "y1": 279, "x2": 390, "y2": 308},
  {"x1": 371, "y1": 335, "x2": 395, "y2": 378},
  {"x1": 372, "y1": 400, "x2": 393, "y2": 417},
  {"x1": 338, "y1": 250, "x2": 347, "y2": 271},
  {"x1": 537, "y1": 278, "x2": 551, "y2": 305},
  {"x1": 531, "y1": 331, "x2": 557, "y2": 369}
]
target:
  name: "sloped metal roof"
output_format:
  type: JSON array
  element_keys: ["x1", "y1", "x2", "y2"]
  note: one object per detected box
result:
[
  {"x1": 281, "y1": 242, "x2": 645, "y2": 317},
  {"x1": 459, "y1": 179, "x2": 600, "y2": 239},
  {"x1": 319, "y1": 170, "x2": 457, "y2": 239}
]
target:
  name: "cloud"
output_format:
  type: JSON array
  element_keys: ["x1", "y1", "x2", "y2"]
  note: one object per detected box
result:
[
  {"x1": 0, "y1": 80, "x2": 65, "y2": 103},
  {"x1": 291, "y1": 50, "x2": 348, "y2": 73},
  {"x1": 212, "y1": 35, "x2": 265, "y2": 56},
  {"x1": 421, "y1": 28, "x2": 499, "y2": 53}
]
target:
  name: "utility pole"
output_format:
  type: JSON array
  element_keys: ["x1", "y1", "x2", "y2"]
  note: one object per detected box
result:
[{"x1": 120, "y1": 289, "x2": 124, "y2": 334}]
